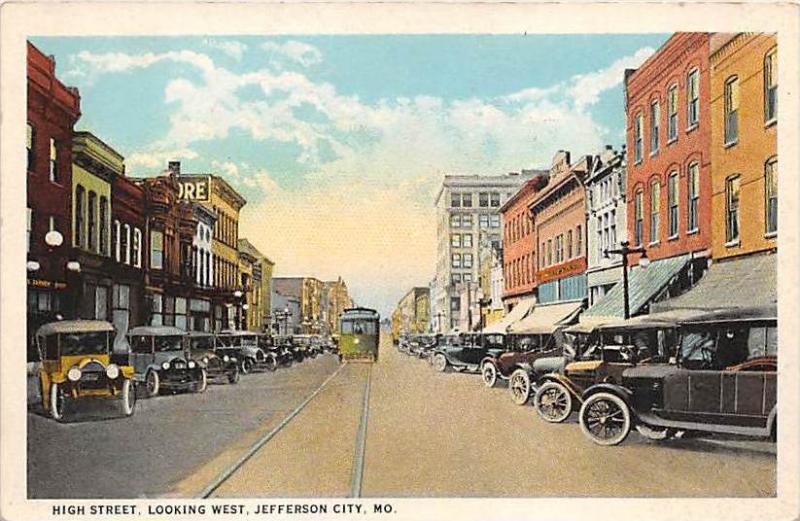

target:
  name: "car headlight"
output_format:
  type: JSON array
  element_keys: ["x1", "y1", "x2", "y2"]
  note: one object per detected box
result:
[
  {"x1": 188, "y1": 361, "x2": 196, "y2": 369},
  {"x1": 223, "y1": 355, "x2": 229, "y2": 362},
  {"x1": 162, "y1": 361, "x2": 170, "y2": 370},
  {"x1": 203, "y1": 357, "x2": 209, "y2": 364},
  {"x1": 67, "y1": 366, "x2": 82, "y2": 382},
  {"x1": 105, "y1": 364, "x2": 120, "y2": 379},
  {"x1": 354, "y1": 338, "x2": 360, "y2": 345}
]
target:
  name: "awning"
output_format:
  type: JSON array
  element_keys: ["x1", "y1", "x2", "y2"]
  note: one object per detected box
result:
[
  {"x1": 483, "y1": 297, "x2": 535, "y2": 333},
  {"x1": 651, "y1": 253, "x2": 776, "y2": 312},
  {"x1": 581, "y1": 254, "x2": 691, "y2": 321},
  {"x1": 509, "y1": 301, "x2": 584, "y2": 334}
]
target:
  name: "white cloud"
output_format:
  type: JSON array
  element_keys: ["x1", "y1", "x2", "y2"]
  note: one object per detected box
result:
[
  {"x1": 205, "y1": 39, "x2": 248, "y2": 61},
  {"x1": 567, "y1": 47, "x2": 655, "y2": 112},
  {"x1": 261, "y1": 40, "x2": 322, "y2": 68},
  {"x1": 126, "y1": 147, "x2": 199, "y2": 171}
]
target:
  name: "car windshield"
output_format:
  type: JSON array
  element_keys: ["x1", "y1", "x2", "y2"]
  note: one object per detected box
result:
[
  {"x1": 58, "y1": 332, "x2": 109, "y2": 356},
  {"x1": 154, "y1": 335, "x2": 184, "y2": 352},
  {"x1": 190, "y1": 336, "x2": 214, "y2": 350}
]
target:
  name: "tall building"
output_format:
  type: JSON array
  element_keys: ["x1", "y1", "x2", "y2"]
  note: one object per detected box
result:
[
  {"x1": 272, "y1": 277, "x2": 324, "y2": 334},
  {"x1": 238, "y1": 238, "x2": 275, "y2": 333},
  {"x1": 434, "y1": 172, "x2": 532, "y2": 331},
  {"x1": 322, "y1": 278, "x2": 352, "y2": 334}
]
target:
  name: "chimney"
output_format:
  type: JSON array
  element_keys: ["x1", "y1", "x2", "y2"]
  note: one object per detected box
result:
[{"x1": 168, "y1": 161, "x2": 181, "y2": 177}]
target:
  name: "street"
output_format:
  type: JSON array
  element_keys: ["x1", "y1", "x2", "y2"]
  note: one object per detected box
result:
[{"x1": 28, "y1": 334, "x2": 775, "y2": 499}]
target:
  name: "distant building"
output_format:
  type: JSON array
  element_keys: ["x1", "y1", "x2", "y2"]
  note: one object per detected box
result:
[
  {"x1": 394, "y1": 287, "x2": 430, "y2": 334},
  {"x1": 272, "y1": 277, "x2": 324, "y2": 334},
  {"x1": 322, "y1": 278, "x2": 352, "y2": 334},
  {"x1": 434, "y1": 172, "x2": 533, "y2": 331},
  {"x1": 238, "y1": 238, "x2": 275, "y2": 333}
]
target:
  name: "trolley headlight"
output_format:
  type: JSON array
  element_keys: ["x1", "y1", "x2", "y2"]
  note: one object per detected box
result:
[
  {"x1": 188, "y1": 361, "x2": 196, "y2": 369},
  {"x1": 223, "y1": 355, "x2": 229, "y2": 362},
  {"x1": 105, "y1": 364, "x2": 120, "y2": 379},
  {"x1": 354, "y1": 338, "x2": 360, "y2": 345},
  {"x1": 67, "y1": 366, "x2": 82, "y2": 382},
  {"x1": 162, "y1": 362, "x2": 170, "y2": 370}
]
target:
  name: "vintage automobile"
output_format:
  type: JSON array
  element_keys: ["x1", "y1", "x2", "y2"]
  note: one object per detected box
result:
[
  {"x1": 532, "y1": 318, "x2": 675, "y2": 423},
  {"x1": 430, "y1": 333, "x2": 507, "y2": 373},
  {"x1": 397, "y1": 333, "x2": 412, "y2": 354},
  {"x1": 410, "y1": 334, "x2": 439, "y2": 358},
  {"x1": 187, "y1": 331, "x2": 240, "y2": 384},
  {"x1": 127, "y1": 325, "x2": 207, "y2": 397},
  {"x1": 257, "y1": 334, "x2": 292, "y2": 369},
  {"x1": 36, "y1": 320, "x2": 136, "y2": 421},
  {"x1": 577, "y1": 306, "x2": 778, "y2": 446},
  {"x1": 480, "y1": 333, "x2": 560, "y2": 388},
  {"x1": 218, "y1": 330, "x2": 274, "y2": 373}
]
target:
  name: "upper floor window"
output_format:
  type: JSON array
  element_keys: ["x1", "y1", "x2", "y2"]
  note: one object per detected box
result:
[
  {"x1": 463, "y1": 253, "x2": 473, "y2": 269},
  {"x1": 99, "y1": 197, "x2": 108, "y2": 256},
  {"x1": 576, "y1": 225, "x2": 582, "y2": 256},
  {"x1": 451, "y1": 253, "x2": 461, "y2": 269},
  {"x1": 114, "y1": 220, "x2": 121, "y2": 262},
  {"x1": 725, "y1": 175, "x2": 741, "y2": 244},
  {"x1": 634, "y1": 190, "x2": 644, "y2": 246},
  {"x1": 450, "y1": 192, "x2": 461, "y2": 208},
  {"x1": 75, "y1": 185, "x2": 85, "y2": 248},
  {"x1": 687, "y1": 68, "x2": 700, "y2": 128},
  {"x1": 450, "y1": 214, "x2": 461, "y2": 228},
  {"x1": 724, "y1": 76, "x2": 739, "y2": 145},
  {"x1": 634, "y1": 114, "x2": 643, "y2": 163},
  {"x1": 650, "y1": 180, "x2": 660, "y2": 243},
  {"x1": 667, "y1": 85, "x2": 678, "y2": 142},
  {"x1": 649, "y1": 100, "x2": 660, "y2": 154},
  {"x1": 462, "y1": 214, "x2": 473, "y2": 228},
  {"x1": 463, "y1": 233, "x2": 473, "y2": 248},
  {"x1": 490, "y1": 214, "x2": 500, "y2": 228},
  {"x1": 479, "y1": 192, "x2": 489, "y2": 207},
  {"x1": 26, "y1": 123, "x2": 35, "y2": 172},
  {"x1": 490, "y1": 192, "x2": 500, "y2": 207},
  {"x1": 764, "y1": 49, "x2": 777, "y2": 124},
  {"x1": 567, "y1": 230, "x2": 573, "y2": 259},
  {"x1": 151, "y1": 230, "x2": 164, "y2": 269},
  {"x1": 49, "y1": 138, "x2": 58, "y2": 183},
  {"x1": 133, "y1": 227, "x2": 142, "y2": 268},
  {"x1": 547, "y1": 239, "x2": 553, "y2": 266},
  {"x1": 479, "y1": 214, "x2": 490, "y2": 229},
  {"x1": 765, "y1": 158, "x2": 777, "y2": 235},
  {"x1": 667, "y1": 172, "x2": 679, "y2": 238},
  {"x1": 451, "y1": 233, "x2": 461, "y2": 248},
  {"x1": 462, "y1": 193, "x2": 473, "y2": 208},
  {"x1": 27, "y1": 208, "x2": 33, "y2": 253},
  {"x1": 87, "y1": 191, "x2": 97, "y2": 252},
  {"x1": 687, "y1": 162, "x2": 700, "y2": 233},
  {"x1": 123, "y1": 224, "x2": 131, "y2": 265}
]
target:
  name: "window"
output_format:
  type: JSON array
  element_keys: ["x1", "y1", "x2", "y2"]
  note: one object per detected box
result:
[
  {"x1": 650, "y1": 180, "x2": 660, "y2": 243},
  {"x1": 463, "y1": 233, "x2": 473, "y2": 248},
  {"x1": 576, "y1": 225, "x2": 582, "y2": 256},
  {"x1": 451, "y1": 192, "x2": 461, "y2": 208},
  {"x1": 724, "y1": 76, "x2": 739, "y2": 145},
  {"x1": 555, "y1": 235, "x2": 563, "y2": 264},
  {"x1": 27, "y1": 208, "x2": 32, "y2": 253},
  {"x1": 547, "y1": 239, "x2": 552, "y2": 266},
  {"x1": 490, "y1": 214, "x2": 500, "y2": 228},
  {"x1": 490, "y1": 192, "x2": 500, "y2": 207},
  {"x1": 87, "y1": 191, "x2": 97, "y2": 252},
  {"x1": 463, "y1": 253, "x2": 473, "y2": 269},
  {"x1": 462, "y1": 214, "x2": 473, "y2": 227},
  {"x1": 610, "y1": 210, "x2": 617, "y2": 247},
  {"x1": 463, "y1": 273, "x2": 473, "y2": 283},
  {"x1": 725, "y1": 175, "x2": 741, "y2": 244},
  {"x1": 451, "y1": 233, "x2": 461, "y2": 248},
  {"x1": 450, "y1": 214, "x2": 460, "y2": 228},
  {"x1": 451, "y1": 253, "x2": 461, "y2": 269},
  {"x1": 49, "y1": 138, "x2": 58, "y2": 182},
  {"x1": 114, "y1": 220, "x2": 121, "y2": 262},
  {"x1": 75, "y1": 185, "x2": 85, "y2": 248},
  {"x1": 634, "y1": 190, "x2": 643, "y2": 246},
  {"x1": 26, "y1": 123, "x2": 35, "y2": 172},
  {"x1": 667, "y1": 85, "x2": 678, "y2": 142},
  {"x1": 462, "y1": 193, "x2": 473, "y2": 208},
  {"x1": 687, "y1": 68, "x2": 700, "y2": 128},
  {"x1": 479, "y1": 192, "x2": 489, "y2": 207},
  {"x1": 123, "y1": 224, "x2": 131, "y2": 265},
  {"x1": 764, "y1": 49, "x2": 777, "y2": 123},
  {"x1": 634, "y1": 114, "x2": 643, "y2": 163},
  {"x1": 99, "y1": 196, "x2": 108, "y2": 256},
  {"x1": 687, "y1": 163, "x2": 700, "y2": 232},
  {"x1": 650, "y1": 100, "x2": 660, "y2": 154},
  {"x1": 668, "y1": 172, "x2": 679, "y2": 238},
  {"x1": 765, "y1": 158, "x2": 777, "y2": 235},
  {"x1": 151, "y1": 230, "x2": 164, "y2": 269},
  {"x1": 95, "y1": 285, "x2": 108, "y2": 320},
  {"x1": 478, "y1": 214, "x2": 489, "y2": 229},
  {"x1": 451, "y1": 273, "x2": 462, "y2": 285},
  {"x1": 450, "y1": 297, "x2": 460, "y2": 312},
  {"x1": 133, "y1": 228, "x2": 142, "y2": 268},
  {"x1": 567, "y1": 230, "x2": 573, "y2": 259}
]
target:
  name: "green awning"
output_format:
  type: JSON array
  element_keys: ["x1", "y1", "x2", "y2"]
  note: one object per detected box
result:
[{"x1": 581, "y1": 254, "x2": 690, "y2": 320}]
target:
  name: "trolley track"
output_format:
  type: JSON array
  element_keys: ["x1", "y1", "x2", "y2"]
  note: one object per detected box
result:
[{"x1": 197, "y1": 361, "x2": 373, "y2": 498}]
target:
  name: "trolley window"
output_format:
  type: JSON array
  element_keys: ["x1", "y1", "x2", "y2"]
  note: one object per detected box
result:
[{"x1": 342, "y1": 320, "x2": 377, "y2": 335}]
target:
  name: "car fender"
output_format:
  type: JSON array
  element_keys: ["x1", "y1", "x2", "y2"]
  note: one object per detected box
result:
[
  {"x1": 767, "y1": 405, "x2": 778, "y2": 437},
  {"x1": 120, "y1": 366, "x2": 135, "y2": 379},
  {"x1": 538, "y1": 373, "x2": 583, "y2": 400},
  {"x1": 480, "y1": 355, "x2": 497, "y2": 368},
  {"x1": 581, "y1": 383, "x2": 634, "y2": 407}
]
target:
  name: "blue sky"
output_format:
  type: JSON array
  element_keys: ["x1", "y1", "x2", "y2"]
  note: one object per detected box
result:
[{"x1": 33, "y1": 34, "x2": 669, "y2": 314}]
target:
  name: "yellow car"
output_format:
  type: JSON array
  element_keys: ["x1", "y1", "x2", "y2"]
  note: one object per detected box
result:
[{"x1": 37, "y1": 320, "x2": 136, "y2": 421}]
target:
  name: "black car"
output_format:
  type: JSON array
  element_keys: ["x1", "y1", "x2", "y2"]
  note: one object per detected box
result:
[
  {"x1": 430, "y1": 333, "x2": 507, "y2": 373},
  {"x1": 577, "y1": 306, "x2": 777, "y2": 446},
  {"x1": 188, "y1": 331, "x2": 240, "y2": 384},
  {"x1": 410, "y1": 334, "x2": 440, "y2": 358}
]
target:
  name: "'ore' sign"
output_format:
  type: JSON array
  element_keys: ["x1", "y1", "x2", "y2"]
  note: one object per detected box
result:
[{"x1": 178, "y1": 176, "x2": 211, "y2": 202}]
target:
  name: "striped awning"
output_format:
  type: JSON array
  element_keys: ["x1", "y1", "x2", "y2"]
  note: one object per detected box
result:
[{"x1": 483, "y1": 297, "x2": 536, "y2": 334}]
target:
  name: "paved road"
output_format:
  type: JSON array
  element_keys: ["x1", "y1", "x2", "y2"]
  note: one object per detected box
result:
[
  {"x1": 28, "y1": 336, "x2": 776, "y2": 498},
  {"x1": 27, "y1": 354, "x2": 340, "y2": 499}
]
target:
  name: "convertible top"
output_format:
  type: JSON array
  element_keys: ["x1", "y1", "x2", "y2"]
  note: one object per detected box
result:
[
  {"x1": 127, "y1": 325, "x2": 187, "y2": 337},
  {"x1": 219, "y1": 329, "x2": 260, "y2": 336},
  {"x1": 678, "y1": 305, "x2": 777, "y2": 325},
  {"x1": 37, "y1": 320, "x2": 115, "y2": 336}
]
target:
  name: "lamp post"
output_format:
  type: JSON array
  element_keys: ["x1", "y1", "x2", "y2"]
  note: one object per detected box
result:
[
  {"x1": 604, "y1": 240, "x2": 650, "y2": 319},
  {"x1": 477, "y1": 297, "x2": 491, "y2": 335},
  {"x1": 435, "y1": 311, "x2": 445, "y2": 334},
  {"x1": 233, "y1": 289, "x2": 244, "y2": 330}
]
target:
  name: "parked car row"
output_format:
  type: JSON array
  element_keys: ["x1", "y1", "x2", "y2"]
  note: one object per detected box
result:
[
  {"x1": 34, "y1": 319, "x2": 337, "y2": 422},
  {"x1": 399, "y1": 305, "x2": 778, "y2": 446}
]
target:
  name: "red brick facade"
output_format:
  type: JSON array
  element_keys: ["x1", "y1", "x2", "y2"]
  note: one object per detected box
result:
[{"x1": 625, "y1": 33, "x2": 712, "y2": 264}]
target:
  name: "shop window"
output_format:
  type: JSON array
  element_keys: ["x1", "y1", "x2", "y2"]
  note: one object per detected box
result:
[
  {"x1": 726, "y1": 175, "x2": 741, "y2": 244},
  {"x1": 765, "y1": 158, "x2": 777, "y2": 235},
  {"x1": 764, "y1": 49, "x2": 777, "y2": 124}
]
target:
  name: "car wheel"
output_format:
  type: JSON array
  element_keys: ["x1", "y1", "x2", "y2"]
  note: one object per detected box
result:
[
  {"x1": 509, "y1": 369, "x2": 532, "y2": 405},
  {"x1": 49, "y1": 382, "x2": 68, "y2": 421},
  {"x1": 119, "y1": 379, "x2": 136, "y2": 417},
  {"x1": 534, "y1": 381, "x2": 573, "y2": 423},
  {"x1": 481, "y1": 362, "x2": 498, "y2": 388},
  {"x1": 432, "y1": 354, "x2": 448, "y2": 373},
  {"x1": 265, "y1": 354, "x2": 278, "y2": 372},
  {"x1": 579, "y1": 392, "x2": 632, "y2": 446},
  {"x1": 195, "y1": 369, "x2": 208, "y2": 393},
  {"x1": 228, "y1": 365, "x2": 240, "y2": 384},
  {"x1": 145, "y1": 370, "x2": 160, "y2": 398},
  {"x1": 241, "y1": 358, "x2": 253, "y2": 375}
]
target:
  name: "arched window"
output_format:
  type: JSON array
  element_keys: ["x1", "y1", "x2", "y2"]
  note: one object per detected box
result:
[
  {"x1": 668, "y1": 172, "x2": 679, "y2": 238},
  {"x1": 687, "y1": 162, "x2": 700, "y2": 232},
  {"x1": 75, "y1": 185, "x2": 85, "y2": 248},
  {"x1": 123, "y1": 223, "x2": 131, "y2": 265},
  {"x1": 87, "y1": 191, "x2": 97, "y2": 252},
  {"x1": 99, "y1": 196, "x2": 108, "y2": 256},
  {"x1": 634, "y1": 190, "x2": 644, "y2": 246},
  {"x1": 650, "y1": 179, "x2": 660, "y2": 243},
  {"x1": 687, "y1": 68, "x2": 700, "y2": 128},
  {"x1": 765, "y1": 158, "x2": 777, "y2": 235},
  {"x1": 114, "y1": 220, "x2": 121, "y2": 262},
  {"x1": 724, "y1": 76, "x2": 739, "y2": 145},
  {"x1": 764, "y1": 48, "x2": 777, "y2": 124},
  {"x1": 133, "y1": 228, "x2": 142, "y2": 268}
]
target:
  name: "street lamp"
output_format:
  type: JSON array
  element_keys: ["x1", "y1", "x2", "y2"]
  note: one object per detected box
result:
[
  {"x1": 44, "y1": 230, "x2": 64, "y2": 249},
  {"x1": 604, "y1": 240, "x2": 650, "y2": 319},
  {"x1": 477, "y1": 297, "x2": 491, "y2": 334}
]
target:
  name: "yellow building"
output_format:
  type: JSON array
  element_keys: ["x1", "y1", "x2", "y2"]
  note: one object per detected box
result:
[
  {"x1": 710, "y1": 33, "x2": 777, "y2": 260},
  {"x1": 394, "y1": 287, "x2": 430, "y2": 335},
  {"x1": 238, "y1": 238, "x2": 275, "y2": 333},
  {"x1": 323, "y1": 278, "x2": 352, "y2": 334}
]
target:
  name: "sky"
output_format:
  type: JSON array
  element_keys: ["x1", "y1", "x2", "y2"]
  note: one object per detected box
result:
[{"x1": 33, "y1": 34, "x2": 670, "y2": 316}]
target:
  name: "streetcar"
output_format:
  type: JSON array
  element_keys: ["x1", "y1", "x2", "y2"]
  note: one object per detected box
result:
[{"x1": 339, "y1": 307, "x2": 380, "y2": 362}]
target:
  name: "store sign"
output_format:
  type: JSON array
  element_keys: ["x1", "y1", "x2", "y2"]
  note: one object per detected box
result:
[
  {"x1": 537, "y1": 258, "x2": 587, "y2": 285},
  {"x1": 178, "y1": 177, "x2": 210, "y2": 202},
  {"x1": 28, "y1": 278, "x2": 67, "y2": 290}
]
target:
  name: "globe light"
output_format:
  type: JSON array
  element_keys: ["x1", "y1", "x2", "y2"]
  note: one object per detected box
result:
[
  {"x1": 66, "y1": 261, "x2": 81, "y2": 272},
  {"x1": 44, "y1": 230, "x2": 63, "y2": 248},
  {"x1": 26, "y1": 260, "x2": 41, "y2": 272},
  {"x1": 233, "y1": 290, "x2": 243, "y2": 298}
]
